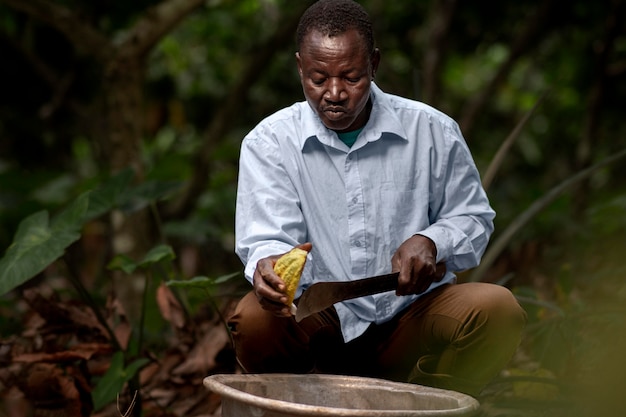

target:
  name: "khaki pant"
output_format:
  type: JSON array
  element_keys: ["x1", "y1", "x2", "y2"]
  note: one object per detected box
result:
[{"x1": 228, "y1": 282, "x2": 526, "y2": 397}]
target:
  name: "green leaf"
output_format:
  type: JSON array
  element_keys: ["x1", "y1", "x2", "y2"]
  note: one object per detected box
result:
[
  {"x1": 92, "y1": 351, "x2": 124, "y2": 410},
  {"x1": 132, "y1": 179, "x2": 182, "y2": 201},
  {"x1": 118, "y1": 179, "x2": 183, "y2": 213},
  {"x1": 125, "y1": 357, "x2": 150, "y2": 379},
  {"x1": 214, "y1": 270, "x2": 242, "y2": 284},
  {"x1": 52, "y1": 191, "x2": 90, "y2": 230},
  {"x1": 107, "y1": 254, "x2": 138, "y2": 274},
  {"x1": 83, "y1": 169, "x2": 134, "y2": 221},
  {"x1": 92, "y1": 351, "x2": 150, "y2": 411},
  {"x1": 0, "y1": 193, "x2": 89, "y2": 296},
  {"x1": 107, "y1": 245, "x2": 175, "y2": 274},
  {"x1": 166, "y1": 275, "x2": 214, "y2": 289},
  {"x1": 166, "y1": 271, "x2": 241, "y2": 289},
  {"x1": 138, "y1": 244, "x2": 175, "y2": 267}
]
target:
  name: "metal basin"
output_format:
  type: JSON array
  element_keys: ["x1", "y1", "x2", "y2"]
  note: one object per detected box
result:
[{"x1": 204, "y1": 373, "x2": 480, "y2": 417}]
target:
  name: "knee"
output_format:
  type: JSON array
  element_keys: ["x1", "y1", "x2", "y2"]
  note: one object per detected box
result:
[
  {"x1": 228, "y1": 291, "x2": 312, "y2": 373},
  {"x1": 228, "y1": 293, "x2": 270, "y2": 368},
  {"x1": 470, "y1": 283, "x2": 527, "y2": 335},
  {"x1": 228, "y1": 292, "x2": 277, "y2": 348}
]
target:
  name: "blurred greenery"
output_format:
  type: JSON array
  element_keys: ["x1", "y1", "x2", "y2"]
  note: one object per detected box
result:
[{"x1": 0, "y1": 0, "x2": 625, "y2": 415}]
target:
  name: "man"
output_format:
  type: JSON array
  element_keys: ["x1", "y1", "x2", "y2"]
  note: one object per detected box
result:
[{"x1": 229, "y1": 0, "x2": 526, "y2": 397}]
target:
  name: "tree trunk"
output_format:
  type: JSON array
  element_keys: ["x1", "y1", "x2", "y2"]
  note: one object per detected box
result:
[
  {"x1": 0, "y1": 0, "x2": 206, "y2": 321},
  {"x1": 96, "y1": 53, "x2": 156, "y2": 322},
  {"x1": 421, "y1": 0, "x2": 458, "y2": 107},
  {"x1": 573, "y1": 0, "x2": 625, "y2": 219}
]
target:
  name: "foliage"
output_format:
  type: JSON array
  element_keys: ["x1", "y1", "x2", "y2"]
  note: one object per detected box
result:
[
  {"x1": 0, "y1": 203, "x2": 85, "y2": 295},
  {"x1": 91, "y1": 352, "x2": 150, "y2": 412},
  {"x1": 0, "y1": 0, "x2": 625, "y2": 416},
  {"x1": 0, "y1": 167, "x2": 243, "y2": 414},
  {"x1": 0, "y1": 169, "x2": 177, "y2": 295}
]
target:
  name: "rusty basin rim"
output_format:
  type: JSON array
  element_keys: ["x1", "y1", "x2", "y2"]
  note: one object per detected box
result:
[{"x1": 204, "y1": 373, "x2": 480, "y2": 417}]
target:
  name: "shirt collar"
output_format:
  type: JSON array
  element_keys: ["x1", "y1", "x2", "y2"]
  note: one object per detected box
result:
[{"x1": 300, "y1": 83, "x2": 408, "y2": 151}]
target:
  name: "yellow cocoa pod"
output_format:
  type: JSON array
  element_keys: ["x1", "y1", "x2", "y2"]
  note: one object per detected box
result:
[{"x1": 274, "y1": 247, "x2": 309, "y2": 306}]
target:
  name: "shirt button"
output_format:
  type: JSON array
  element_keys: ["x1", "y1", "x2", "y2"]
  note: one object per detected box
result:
[
  {"x1": 352, "y1": 197, "x2": 358, "y2": 204},
  {"x1": 354, "y1": 241, "x2": 362, "y2": 247}
]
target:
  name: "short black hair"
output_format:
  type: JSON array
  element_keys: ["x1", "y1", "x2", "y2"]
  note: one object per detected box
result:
[{"x1": 296, "y1": 0, "x2": 375, "y2": 53}]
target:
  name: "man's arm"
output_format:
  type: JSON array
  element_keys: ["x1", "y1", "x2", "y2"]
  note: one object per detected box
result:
[
  {"x1": 418, "y1": 125, "x2": 495, "y2": 273},
  {"x1": 391, "y1": 123, "x2": 494, "y2": 293},
  {"x1": 235, "y1": 130, "x2": 309, "y2": 289}
]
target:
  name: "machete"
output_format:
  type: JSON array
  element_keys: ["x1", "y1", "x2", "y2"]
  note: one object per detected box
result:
[{"x1": 294, "y1": 272, "x2": 399, "y2": 322}]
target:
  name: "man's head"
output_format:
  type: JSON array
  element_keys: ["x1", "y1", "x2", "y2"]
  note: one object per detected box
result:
[
  {"x1": 296, "y1": 0, "x2": 380, "y2": 133},
  {"x1": 296, "y1": 0, "x2": 375, "y2": 54}
]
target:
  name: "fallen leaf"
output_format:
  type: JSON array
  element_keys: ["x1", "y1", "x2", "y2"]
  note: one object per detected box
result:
[
  {"x1": 106, "y1": 295, "x2": 132, "y2": 349},
  {"x1": 17, "y1": 362, "x2": 92, "y2": 417},
  {"x1": 156, "y1": 283, "x2": 186, "y2": 328},
  {"x1": 13, "y1": 343, "x2": 112, "y2": 363},
  {"x1": 173, "y1": 325, "x2": 229, "y2": 376}
]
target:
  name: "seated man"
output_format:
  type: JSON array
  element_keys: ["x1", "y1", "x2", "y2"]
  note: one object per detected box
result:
[{"x1": 228, "y1": 0, "x2": 526, "y2": 397}]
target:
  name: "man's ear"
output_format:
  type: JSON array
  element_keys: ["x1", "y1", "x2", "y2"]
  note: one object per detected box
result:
[
  {"x1": 295, "y1": 52, "x2": 303, "y2": 77},
  {"x1": 371, "y1": 48, "x2": 381, "y2": 79}
]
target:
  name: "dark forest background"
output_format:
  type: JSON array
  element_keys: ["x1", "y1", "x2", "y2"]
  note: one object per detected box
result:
[{"x1": 0, "y1": 1, "x2": 625, "y2": 416}]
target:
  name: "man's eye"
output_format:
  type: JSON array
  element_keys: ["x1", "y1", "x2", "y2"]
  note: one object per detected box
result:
[
  {"x1": 312, "y1": 78, "x2": 326, "y2": 85},
  {"x1": 346, "y1": 77, "x2": 361, "y2": 83}
]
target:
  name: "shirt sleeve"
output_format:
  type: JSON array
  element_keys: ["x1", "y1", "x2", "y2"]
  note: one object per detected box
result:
[
  {"x1": 417, "y1": 121, "x2": 495, "y2": 272},
  {"x1": 234, "y1": 125, "x2": 308, "y2": 283}
]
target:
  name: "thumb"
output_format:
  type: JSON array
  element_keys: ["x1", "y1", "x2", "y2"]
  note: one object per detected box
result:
[{"x1": 296, "y1": 242, "x2": 313, "y2": 252}]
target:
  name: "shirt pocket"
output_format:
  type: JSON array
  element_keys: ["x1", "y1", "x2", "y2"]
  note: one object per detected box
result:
[
  {"x1": 380, "y1": 188, "x2": 419, "y2": 228},
  {"x1": 376, "y1": 186, "x2": 430, "y2": 250}
]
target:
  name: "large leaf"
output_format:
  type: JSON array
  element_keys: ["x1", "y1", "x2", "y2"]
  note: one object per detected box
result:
[
  {"x1": 0, "y1": 193, "x2": 89, "y2": 296},
  {"x1": 91, "y1": 351, "x2": 150, "y2": 411},
  {"x1": 83, "y1": 169, "x2": 134, "y2": 221},
  {"x1": 0, "y1": 170, "x2": 181, "y2": 296},
  {"x1": 117, "y1": 179, "x2": 183, "y2": 213},
  {"x1": 81, "y1": 168, "x2": 179, "y2": 221}
]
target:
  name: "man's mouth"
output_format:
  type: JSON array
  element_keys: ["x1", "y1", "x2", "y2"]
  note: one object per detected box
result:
[{"x1": 323, "y1": 107, "x2": 346, "y2": 120}]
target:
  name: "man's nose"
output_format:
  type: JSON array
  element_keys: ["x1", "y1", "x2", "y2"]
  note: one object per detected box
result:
[{"x1": 325, "y1": 78, "x2": 346, "y2": 102}]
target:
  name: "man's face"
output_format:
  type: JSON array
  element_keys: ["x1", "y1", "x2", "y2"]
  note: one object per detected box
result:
[{"x1": 296, "y1": 29, "x2": 380, "y2": 133}]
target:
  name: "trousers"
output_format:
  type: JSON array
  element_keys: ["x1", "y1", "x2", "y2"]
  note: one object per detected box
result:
[{"x1": 228, "y1": 282, "x2": 526, "y2": 397}]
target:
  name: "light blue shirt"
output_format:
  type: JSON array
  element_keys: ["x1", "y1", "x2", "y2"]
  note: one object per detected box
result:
[{"x1": 235, "y1": 83, "x2": 495, "y2": 342}]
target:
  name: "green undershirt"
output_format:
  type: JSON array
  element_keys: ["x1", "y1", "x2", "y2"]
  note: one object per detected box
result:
[{"x1": 337, "y1": 127, "x2": 364, "y2": 148}]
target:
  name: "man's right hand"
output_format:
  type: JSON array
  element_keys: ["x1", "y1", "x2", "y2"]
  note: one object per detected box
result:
[
  {"x1": 392, "y1": 234, "x2": 446, "y2": 295},
  {"x1": 252, "y1": 242, "x2": 312, "y2": 317}
]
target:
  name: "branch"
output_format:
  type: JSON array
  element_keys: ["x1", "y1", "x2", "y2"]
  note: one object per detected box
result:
[
  {"x1": 0, "y1": 11, "x2": 90, "y2": 120},
  {"x1": 421, "y1": 0, "x2": 458, "y2": 106},
  {"x1": 482, "y1": 90, "x2": 549, "y2": 191},
  {"x1": 0, "y1": 0, "x2": 110, "y2": 58},
  {"x1": 459, "y1": 0, "x2": 559, "y2": 138},
  {"x1": 469, "y1": 147, "x2": 626, "y2": 282},
  {"x1": 572, "y1": 1, "x2": 625, "y2": 218},
  {"x1": 165, "y1": 2, "x2": 315, "y2": 219},
  {"x1": 0, "y1": 0, "x2": 206, "y2": 62},
  {"x1": 576, "y1": 0, "x2": 624, "y2": 167},
  {"x1": 118, "y1": 0, "x2": 207, "y2": 58}
]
